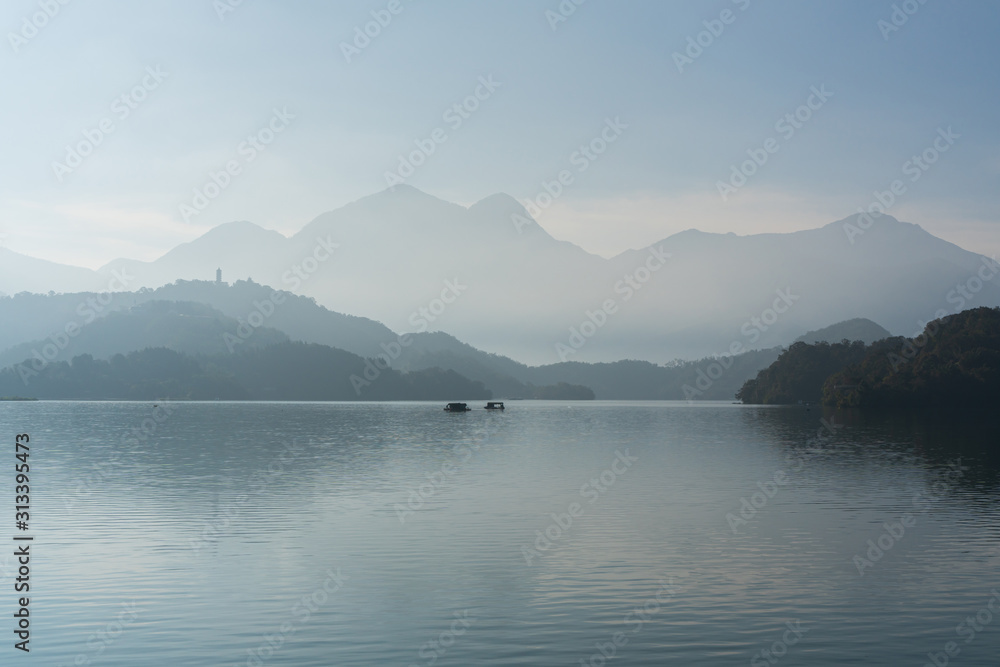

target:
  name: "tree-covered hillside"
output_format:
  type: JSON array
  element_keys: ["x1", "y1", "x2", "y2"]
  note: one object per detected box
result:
[
  {"x1": 824, "y1": 307, "x2": 1000, "y2": 408},
  {"x1": 0, "y1": 300, "x2": 288, "y2": 369},
  {"x1": 0, "y1": 344, "x2": 492, "y2": 401},
  {"x1": 737, "y1": 308, "x2": 1000, "y2": 407},
  {"x1": 795, "y1": 318, "x2": 892, "y2": 345},
  {"x1": 736, "y1": 340, "x2": 869, "y2": 404}
]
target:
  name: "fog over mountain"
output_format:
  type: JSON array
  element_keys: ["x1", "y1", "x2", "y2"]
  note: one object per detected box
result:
[
  {"x1": 0, "y1": 247, "x2": 108, "y2": 295},
  {"x1": 6, "y1": 3, "x2": 1000, "y2": 663},
  {"x1": 3, "y1": 186, "x2": 997, "y2": 365},
  {"x1": 795, "y1": 318, "x2": 893, "y2": 346},
  {"x1": 0, "y1": 286, "x2": 779, "y2": 400}
]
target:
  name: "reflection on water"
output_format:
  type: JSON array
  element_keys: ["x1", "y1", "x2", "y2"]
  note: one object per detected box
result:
[{"x1": 2, "y1": 401, "x2": 998, "y2": 665}]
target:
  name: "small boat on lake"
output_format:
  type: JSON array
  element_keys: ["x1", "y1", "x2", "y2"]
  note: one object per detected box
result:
[
  {"x1": 444, "y1": 402, "x2": 471, "y2": 412},
  {"x1": 484, "y1": 401, "x2": 505, "y2": 410}
]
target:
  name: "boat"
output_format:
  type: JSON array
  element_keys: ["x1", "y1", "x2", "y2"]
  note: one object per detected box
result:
[
  {"x1": 484, "y1": 401, "x2": 505, "y2": 410},
  {"x1": 444, "y1": 402, "x2": 471, "y2": 412}
]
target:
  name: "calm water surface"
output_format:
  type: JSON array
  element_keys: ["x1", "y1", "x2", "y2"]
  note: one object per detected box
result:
[{"x1": 2, "y1": 401, "x2": 999, "y2": 665}]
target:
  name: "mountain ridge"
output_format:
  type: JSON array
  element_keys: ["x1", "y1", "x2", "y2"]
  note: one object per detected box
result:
[{"x1": 4, "y1": 187, "x2": 998, "y2": 363}]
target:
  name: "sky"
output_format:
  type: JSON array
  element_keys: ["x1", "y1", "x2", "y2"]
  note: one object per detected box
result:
[{"x1": 1, "y1": 0, "x2": 998, "y2": 269}]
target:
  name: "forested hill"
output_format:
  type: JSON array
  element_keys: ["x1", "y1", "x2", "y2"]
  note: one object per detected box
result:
[
  {"x1": 0, "y1": 344, "x2": 492, "y2": 401},
  {"x1": 794, "y1": 318, "x2": 892, "y2": 345},
  {"x1": 824, "y1": 307, "x2": 1000, "y2": 408},
  {"x1": 0, "y1": 342, "x2": 599, "y2": 401},
  {"x1": 735, "y1": 340, "x2": 869, "y2": 404},
  {"x1": 737, "y1": 307, "x2": 1000, "y2": 408}
]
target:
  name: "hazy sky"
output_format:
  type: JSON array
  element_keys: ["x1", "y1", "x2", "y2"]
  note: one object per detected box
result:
[{"x1": 2, "y1": 0, "x2": 998, "y2": 268}]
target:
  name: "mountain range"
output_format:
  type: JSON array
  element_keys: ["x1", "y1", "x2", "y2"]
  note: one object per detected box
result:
[
  {"x1": 0, "y1": 286, "x2": 777, "y2": 400},
  {"x1": 3, "y1": 186, "x2": 997, "y2": 365},
  {"x1": 795, "y1": 318, "x2": 893, "y2": 345}
]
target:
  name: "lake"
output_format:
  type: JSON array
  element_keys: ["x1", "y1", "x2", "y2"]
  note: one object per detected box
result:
[{"x1": 3, "y1": 400, "x2": 999, "y2": 665}]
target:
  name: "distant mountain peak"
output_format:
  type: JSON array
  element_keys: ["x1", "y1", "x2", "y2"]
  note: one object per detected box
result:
[
  {"x1": 201, "y1": 220, "x2": 286, "y2": 238},
  {"x1": 370, "y1": 184, "x2": 454, "y2": 205},
  {"x1": 795, "y1": 317, "x2": 892, "y2": 345},
  {"x1": 469, "y1": 192, "x2": 521, "y2": 210},
  {"x1": 466, "y1": 192, "x2": 566, "y2": 242},
  {"x1": 671, "y1": 228, "x2": 717, "y2": 238},
  {"x1": 329, "y1": 185, "x2": 467, "y2": 221},
  {"x1": 641, "y1": 227, "x2": 726, "y2": 252},
  {"x1": 381, "y1": 183, "x2": 422, "y2": 195},
  {"x1": 469, "y1": 192, "x2": 531, "y2": 219},
  {"x1": 110, "y1": 219, "x2": 289, "y2": 273},
  {"x1": 824, "y1": 212, "x2": 911, "y2": 232}
]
